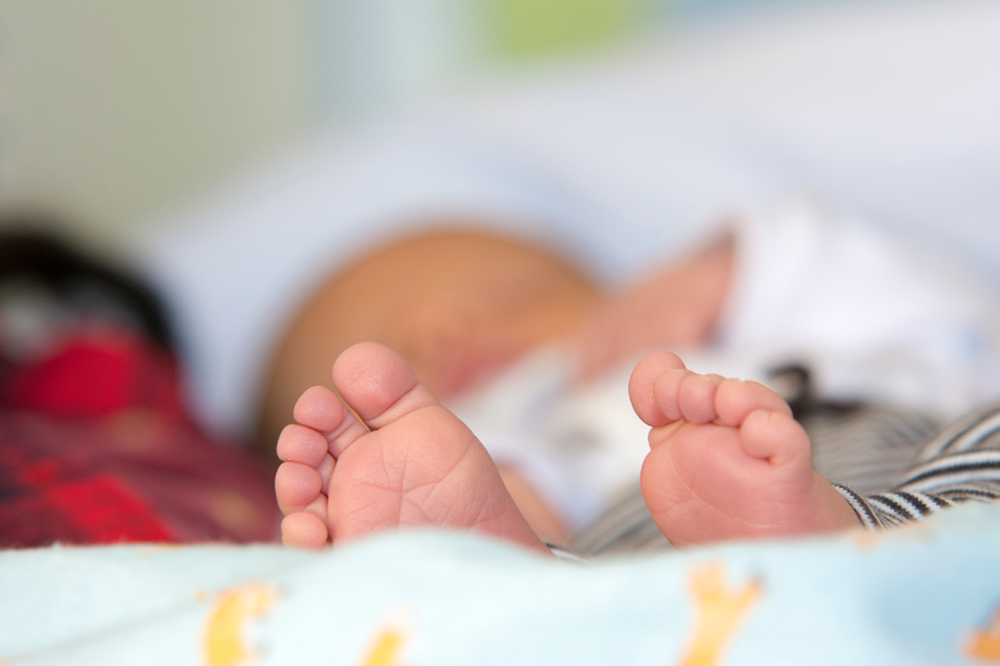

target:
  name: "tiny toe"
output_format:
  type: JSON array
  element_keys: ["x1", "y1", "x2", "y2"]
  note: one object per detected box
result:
[
  {"x1": 281, "y1": 512, "x2": 329, "y2": 549},
  {"x1": 294, "y1": 384, "x2": 371, "y2": 459},
  {"x1": 277, "y1": 424, "x2": 329, "y2": 467},
  {"x1": 293, "y1": 386, "x2": 348, "y2": 432},
  {"x1": 275, "y1": 461, "x2": 323, "y2": 515},
  {"x1": 740, "y1": 410, "x2": 810, "y2": 467},
  {"x1": 630, "y1": 352, "x2": 688, "y2": 426},
  {"x1": 677, "y1": 373, "x2": 722, "y2": 424},
  {"x1": 715, "y1": 378, "x2": 792, "y2": 427}
]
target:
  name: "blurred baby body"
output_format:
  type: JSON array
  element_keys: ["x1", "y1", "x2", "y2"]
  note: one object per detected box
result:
[{"x1": 264, "y1": 198, "x2": 1000, "y2": 547}]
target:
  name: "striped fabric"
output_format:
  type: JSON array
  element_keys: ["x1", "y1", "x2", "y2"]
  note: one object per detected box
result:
[
  {"x1": 804, "y1": 404, "x2": 940, "y2": 494},
  {"x1": 572, "y1": 482, "x2": 672, "y2": 557},
  {"x1": 836, "y1": 404, "x2": 1000, "y2": 529},
  {"x1": 572, "y1": 402, "x2": 999, "y2": 556}
]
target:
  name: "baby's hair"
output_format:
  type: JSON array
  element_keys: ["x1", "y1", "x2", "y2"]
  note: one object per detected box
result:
[{"x1": 0, "y1": 215, "x2": 175, "y2": 350}]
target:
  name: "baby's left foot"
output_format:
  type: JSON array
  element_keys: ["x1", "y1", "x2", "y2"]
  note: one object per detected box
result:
[{"x1": 629, "y1": 352, "x2": 859, "y2": 547}]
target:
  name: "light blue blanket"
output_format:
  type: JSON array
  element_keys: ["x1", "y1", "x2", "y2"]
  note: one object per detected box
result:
[{"x1": 3, "y1": 502, "x2": 1000, "y2": 665}]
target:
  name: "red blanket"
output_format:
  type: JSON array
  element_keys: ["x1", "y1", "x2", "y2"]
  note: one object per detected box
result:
[{"x1": 0, "y1": 332, "x2": 281, "y2": 547}]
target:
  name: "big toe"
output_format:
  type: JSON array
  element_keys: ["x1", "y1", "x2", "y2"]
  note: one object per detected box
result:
[
  {"x1": 629, "y1": 351, "x2": 688, "y2": 426},
  {"x1": 281, "y1": 512, "x2": 329, "y2": 549},
  {"x1": 332, "y1": 342, "x2": 438, "y2": 428}
]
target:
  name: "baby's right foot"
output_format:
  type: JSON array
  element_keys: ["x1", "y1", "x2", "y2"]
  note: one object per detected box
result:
[
  {"x1": 274, "y1": 342, "x2": 548, "y2": 553},
  {"x1": 629, "y1": 352, "x2": 859, "y2": 547}
]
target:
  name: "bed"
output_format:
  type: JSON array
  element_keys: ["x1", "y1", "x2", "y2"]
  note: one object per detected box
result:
[{"x1": 4, "y1": 1, "x2": 1000, "y2": 663}]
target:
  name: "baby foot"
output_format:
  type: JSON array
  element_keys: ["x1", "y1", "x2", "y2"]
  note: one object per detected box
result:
[
  {"x1": 629, "y1": 352, "x2": 859, "y2": 547},
  {"x1": 274, "y1": 342, "x2": 548, "y2": 553}
]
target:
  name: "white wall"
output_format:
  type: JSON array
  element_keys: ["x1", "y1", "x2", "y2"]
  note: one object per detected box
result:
[
  {"x1": 0, "y1": 1, "x2": 317, "y2": 249},
  {"x1": 0, "y1": 0, "x2": 892, "y2": 253}
]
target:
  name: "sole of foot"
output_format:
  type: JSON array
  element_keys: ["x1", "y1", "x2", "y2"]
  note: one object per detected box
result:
[
  {"x1": 274, "y1": 342, "x2": 548, "y2": 554},
  {"x1": 629, "y1": 351, "x2": 859, "y2": 547}
]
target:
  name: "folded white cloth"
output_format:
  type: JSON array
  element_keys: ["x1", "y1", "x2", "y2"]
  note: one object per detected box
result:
[{"x1": 720, "y1": 198, "x2": 1000, "y2": 420}]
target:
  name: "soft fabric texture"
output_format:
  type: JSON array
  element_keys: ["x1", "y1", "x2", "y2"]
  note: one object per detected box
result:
[
  {"x1": 718, "y1": 199, "x2": 1000, "y2": 420},
  {"x1": 835, "y1": 403, "x2": 1000, "y2": 529},
  {"x1": 3, "y1": 502, "x2": 1000, "y2": 665},
  {"x1": 0, "y1": 331, "x2": 281, "y2": 547}
]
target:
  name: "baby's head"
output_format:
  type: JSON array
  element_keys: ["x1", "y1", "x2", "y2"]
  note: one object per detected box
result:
[{"x1": 258, "y1": 227, "x2": 597, "y2": 448}]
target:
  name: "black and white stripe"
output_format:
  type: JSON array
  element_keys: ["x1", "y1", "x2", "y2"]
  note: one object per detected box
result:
[
  {"x1": 575, "y1": 401, "x2": 1000, "y2": 553},
  {"x1": 832, "y1": 484, "x2": 884, "y2": 529},
  {"x1": 914, "y1": 405, "x2": 1000, "y2": 460},
  {"x1": 805, "y1": 403, "x2": 940, "y2": 495},
  {"x1": 837, "y1": 404, "x2": 1000, "y2": 529}
]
